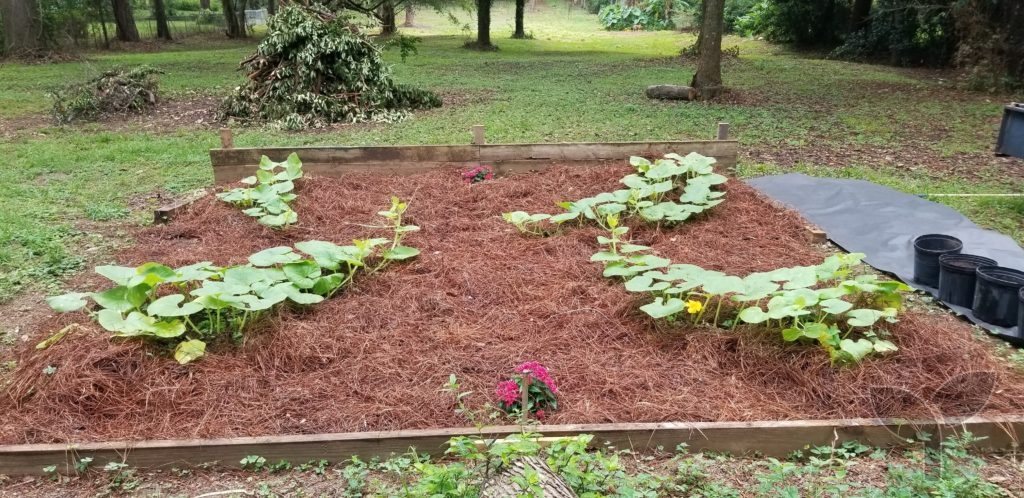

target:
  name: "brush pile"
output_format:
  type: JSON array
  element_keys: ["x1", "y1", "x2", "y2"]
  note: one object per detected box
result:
[{"x1": 220, "y1": 5, "x2": 440, "y2": 130}]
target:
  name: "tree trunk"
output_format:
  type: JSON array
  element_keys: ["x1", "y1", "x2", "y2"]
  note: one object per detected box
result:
[
  {"x1": 1, "y1": 0, "x2": 43, "y2": 55},
  {"x1": 379, "y1": 0, "x2": 396, "y2": 35},
  {"x1": 480, "y1": 456, "x2": 577, "y2": 498},
  {"x1": 267, "y1": 0, "x2": 275, "y2": 15},
  {"x1": 222, "y1": 0, "x2": 245, "y2": 38},
  {"x1": 153, "y1": 0, "x2": 172, "y2": 40},
  {"x1": 690, "y1": 0, "x2": 724, "y2": 100},
  {"x1": 475, "y1": 0, "x2": 492, "y2": 48},
  {"x1": 692, "y1": 0, "x2": 709, "y2": 53},
  {"x1": 111, "y1": 0, "x2": 141, "y2": 41},
  {"x1": 200, "y1": 0, "x2": 209, "y2": 9},
  {"x1": 403, "y1": 2, "x2": 413, "y2": 26},
  {"x1": 512, "y1": 0, "x2": 525, "y2": 38},
  {"x1": 94, "y1": 0, "x2": 110, "y2": 48},
  {"x1": 849, "y1": 0, "x2": 871, "y2": 31}
]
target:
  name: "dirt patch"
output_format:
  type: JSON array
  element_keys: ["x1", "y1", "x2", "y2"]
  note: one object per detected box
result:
[
  {"x1": 96, "y1": 95, "x2": 221, "y2": 132},
  {"x1": 3, "y1": 166, "x2": 1024, "y2": 444}
]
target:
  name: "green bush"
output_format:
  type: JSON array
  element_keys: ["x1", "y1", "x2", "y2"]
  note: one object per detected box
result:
[
  {"x1": 830, "y1": 0, "x2": 956, "y2": 67},
  {"x1": 598, "y1": 0, "x2": 675, "y2": 31},
  {"x1": 688, "y1": 0, "x2": 759, "y2": 34},
  {"x1": 736, "y1": 0, "x2": 849, "y2": 45},
  {"x1": 171, "y1": 0, "x2": 204, "y2": 11},
  {"x1": 585, "y1": 0, "x2": 616, "y2": 14}
]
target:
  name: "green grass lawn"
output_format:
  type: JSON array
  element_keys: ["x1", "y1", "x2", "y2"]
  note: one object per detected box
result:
[{"x1": 0, "y1": 0, "x2": 1021, "y2": 303}]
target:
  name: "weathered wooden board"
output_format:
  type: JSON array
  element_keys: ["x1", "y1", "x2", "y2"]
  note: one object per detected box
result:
[
  {"x1": 2, "y1": 416, "x2": 1019, "y2": 475},
  {"x1": 209, "y1": 141, "x2": 739, "y2": 184},
  {"x1": 153, "y1": 189, "x2": 211, "y2": 224}
]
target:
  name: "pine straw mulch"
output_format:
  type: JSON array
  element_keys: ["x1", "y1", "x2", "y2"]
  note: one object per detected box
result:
[{"x1": 3, "y1": 165, "x2": 1024, "y2": 444}]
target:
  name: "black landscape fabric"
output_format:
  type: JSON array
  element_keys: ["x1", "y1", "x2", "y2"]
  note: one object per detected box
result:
[{"x1": 747, "y1": 173, "x2": 1024, "y2": 346}]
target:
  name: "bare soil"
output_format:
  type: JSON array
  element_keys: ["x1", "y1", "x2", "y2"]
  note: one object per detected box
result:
[{"x1": 2, "y1": 165, "x2": 1024, "y2": 445}]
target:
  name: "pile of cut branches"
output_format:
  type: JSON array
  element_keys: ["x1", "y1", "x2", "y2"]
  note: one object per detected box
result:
[
  {"x1": 220, "y1": 5, "x2": 440, "y2": 130},
  {"x1": 50, "y1": 66, "x2": 163, "y2": 124}
]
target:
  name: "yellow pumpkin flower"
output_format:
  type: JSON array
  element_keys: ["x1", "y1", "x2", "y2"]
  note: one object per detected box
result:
[{"x1": 686, "y1": 300, "x2": 703, "y2": 314}]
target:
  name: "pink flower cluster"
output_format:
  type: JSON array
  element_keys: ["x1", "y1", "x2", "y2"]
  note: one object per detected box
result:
[
  {"x1": 462, "y1": 165, "x2": 494, "y2": 184},
  {"x1": 515, "y1": 361, "x2": 558, "y2": 393},
  {"x1": 495, "y1": 379, "x2": 520, "y2": 405}
]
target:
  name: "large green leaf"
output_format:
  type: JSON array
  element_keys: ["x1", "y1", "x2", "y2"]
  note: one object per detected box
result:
[
  {"x1": 383, "y1": 246, "x2": 420, "y2": 260},
  {"x1": 737, "y1": 306, "x2": 769, "y2": 324},
  {"x1": 147, "y1": 294, "x2": 204, "y2": 317},
  {"x1": 249, "y1": 247, "x2": 301, "y2": 267},
  {"x1": 294, "y1": 240, "x2": 345, "y2": 270},
  {"x1": 92, "y1": 285, "x2": 149, "y2": 313},
  {"x1": 283, "y1": 260, "x2": 322, "y2": 289},
  {"x1": 639, "y1": 297, "x2": 685, "y2": 319},
  {"x1": 95, "y1": 265, "x2": 137, "y2": 286},
  {"x1": 46, "y1": 292, "x2": 90, "y2": 312}
]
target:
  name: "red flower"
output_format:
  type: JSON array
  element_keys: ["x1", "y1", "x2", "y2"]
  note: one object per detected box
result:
[
  {"x1": 535, "y1": 409, "x2": 546, "y2": 420},
  {"x1": 515, "y1": 361, "x2": 557, "y2": 393},
  {"x1": 495, "y1": 380, "x2": 520, "y2": 405}
]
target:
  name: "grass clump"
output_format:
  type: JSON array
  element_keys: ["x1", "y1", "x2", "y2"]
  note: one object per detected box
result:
[{"x1": 49, "y1": 66, "x2": 163, "y2": 124}]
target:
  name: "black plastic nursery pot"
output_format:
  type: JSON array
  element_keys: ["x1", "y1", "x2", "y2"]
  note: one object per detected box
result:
[
  {"x1": 938, "y1": 254, "x2": 998, "y2": 308},
  {"x1": 913, "y1": 234, "x2": 963, "y2": 287},
  {"x1": 973, "y1": 266, "x2": 1024, "y2": 327},
  {"x1": 1019, "y1": 287, "x2": 1024, "y2": 336}
]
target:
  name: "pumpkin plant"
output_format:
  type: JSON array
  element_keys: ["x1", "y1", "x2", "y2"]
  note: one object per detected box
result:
[
  {"x1": 45, "y1": 198, "x2": 420, "y2": 364},
  {"x1": 217, "y1": 153, "x2": 304, "y2": 228},
  {"x1": 592, "y1": 218, "x2": 907, "y2": 365},
  {"x1": 503, "y1": 152, "x2": 726, "y2": 235}
]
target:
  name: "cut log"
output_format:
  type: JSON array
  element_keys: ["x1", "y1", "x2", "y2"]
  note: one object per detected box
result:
[
  {"x1": 645, "y1": 84, "x2": 697, "y2": 101},
  {"x1": 480, "y1": 456, "x2": 577, "y2": 498}
]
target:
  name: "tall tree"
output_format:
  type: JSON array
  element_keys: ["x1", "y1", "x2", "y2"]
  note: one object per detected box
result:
[
  {"x1": 378, "y1": 0, "x2": 396, "y2": 35},
  {"x1": 473, "y1": 0, "x2": 493, "y2": 48},
  {"x1": 850, "y1": 0, "x2": 872, "y2": 31},
  {"x1": 403, "y1": 2, "x2": 413, "y2": 26},
  {"x1": 153, "y1": 0, "x2": 173, "y2": 40},
  {"x1": 267, "y1": 0, "x2": 276, "y2": 15},
  {"x1": 690, "y1": 0, "x2": 724, "y2": 100},
  {"x1": 222, "y1": 0, "x2": 246, "y2": 37},
  {"x1": 111, "y1": 0, "x2": 141, "y2": 41},
  {"x1": 512, "y1": 0, "x2": 525, "y2": 38},
  {"x1": 1, "y1": 0, "x2": 44, "y2": 54}
]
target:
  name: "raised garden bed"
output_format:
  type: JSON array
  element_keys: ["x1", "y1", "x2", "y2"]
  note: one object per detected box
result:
[{"x1": 3, "y1": 138, "x2": 1024, "y2": 474}]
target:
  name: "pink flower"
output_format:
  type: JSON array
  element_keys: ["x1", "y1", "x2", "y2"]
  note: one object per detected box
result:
[
  {"x1": 495, "y1": 380, "x2": 520, "y2": 405},
  {"x1": 515, "y1": 361, "x2": 557, "y2": 393},
  {"x1": 535, "y1": 409, "x2": 546, "y2": 420}
]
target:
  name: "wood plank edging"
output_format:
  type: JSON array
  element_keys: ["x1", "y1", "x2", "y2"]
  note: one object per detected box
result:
[
  {"x1": 208, "y1": 141, "x2": 740, "y2": 185},
  {"x1": 2, "y1": 416, "x2": 1020, "y2": 476}
]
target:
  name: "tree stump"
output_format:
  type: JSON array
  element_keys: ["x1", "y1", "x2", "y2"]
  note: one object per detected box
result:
[
  {"x1": 644, "y1": 84, "x2": 697, "y2": 101},
  {"x1": 480, "y1": 456, "x2": 577, "y2": 498}
]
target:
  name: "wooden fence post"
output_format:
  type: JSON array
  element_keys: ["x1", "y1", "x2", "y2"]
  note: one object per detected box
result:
[
  {"x1": 472, "y1": 125, "x2": 486, "y2": 145},
  {"x1": 716, "y1": 122, "x2": 730, "y2": 140},
  {"x1": 219, "y1": 128, "x2": 234, "y2": 149}
]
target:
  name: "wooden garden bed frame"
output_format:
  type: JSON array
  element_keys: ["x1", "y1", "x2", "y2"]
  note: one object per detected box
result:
[
  {"x1": 2, "y1": 417, "x2": 1021, "y2": 475},
  {"x1": 18, "y1": 125, "x2": 1017, "y2": 476}
]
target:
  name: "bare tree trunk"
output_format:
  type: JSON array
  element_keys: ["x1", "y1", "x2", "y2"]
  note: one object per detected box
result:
[
  {"x1": 474, "y1": 0, "x2": 493, "y2": 48},
  {"x1": 692, "y1": 0, "x2": 708, "y2": 53},
  {"x1": 111, "y1": 0, "x2": 141, "y2": 41},
  {"x1": 690, "y1": 0, "x2": 723, "y2": 100},
  {"x1": 379, "y1": 0, "x2": 396, "y2": 35},
  {"x1": 850, "y1": 0, "x2": 871, "y2": 31},
  {"x1": 153, "y1": 0, "x2": 172, "y2": 40},
  {"x1": 221, "y1": 0, "x2": 245, "y2": 37},
  {"x1": 1, "y1": 0, "x2": 43, "y2": 54},
  {"x1": 403, "y1": 2, "x2": 413, "y2": 27},
  {"x1": 200, "y1": 0, "x2": 209, "y2": 8},
  {"x1": 93, "y1": 0, "x2": 110, "y2": 48},
  {"x1": 512, "y1": 0, "x2": 525, "y2": 38},
  {"x1": 267, "y1": 0, "x2": 275, "y2": 15}
]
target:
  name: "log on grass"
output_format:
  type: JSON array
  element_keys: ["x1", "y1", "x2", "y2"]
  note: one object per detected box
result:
[
  {"x1": 645, "y1": 84, "x2": 697, "y2": 101},
  {"x1": 480, "y1": 456, "x2": 577, "y2": 498}
]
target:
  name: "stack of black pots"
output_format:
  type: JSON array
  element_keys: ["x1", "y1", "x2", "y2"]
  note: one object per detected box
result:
[{"x1": 914, "y1": 234, "x2": 1024, "y2": 335}]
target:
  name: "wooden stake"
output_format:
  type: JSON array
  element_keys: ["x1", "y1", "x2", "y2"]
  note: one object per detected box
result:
[
  {"x1": 716, "y1": 122, "x2": 730, "y2": 140},
  {"x1": 805, "y1": 226, "x2": 827, "y2": 244},
  {"x1": 219, "y1": 128, "x2": 234, "y2": 149},
  {"x1": 472, "y1": 125, "x2": 486, "y2": 145}
]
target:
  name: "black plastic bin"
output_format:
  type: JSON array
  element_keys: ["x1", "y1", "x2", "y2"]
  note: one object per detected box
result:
[
  {"x1": 973, "y1": 266, "x2": 1024, "y2": 327},
  {"x1": 997, "y1": 103, "x2": 1024, "y2": 159},
  {"x1": 938, "y1": 254, "x2": 998, "y2": 307}
]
